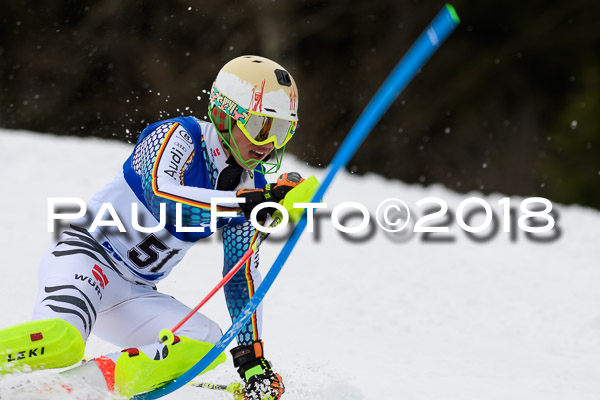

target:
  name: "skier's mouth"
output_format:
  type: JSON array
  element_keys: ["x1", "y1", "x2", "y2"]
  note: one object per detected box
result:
[{"x1": 250, "y1": 150, "x2": 267, "y2": 160}]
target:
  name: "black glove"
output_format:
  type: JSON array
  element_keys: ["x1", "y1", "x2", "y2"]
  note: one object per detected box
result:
[
  {"x1": 236, "y1": 172, "x2": 304, "y2": 221},
  {"x1": 230, "y1": 340, "x2": 285, "y2": 400}
]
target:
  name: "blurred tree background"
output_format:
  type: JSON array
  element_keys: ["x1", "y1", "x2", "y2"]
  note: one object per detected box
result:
[{"x1": 1, "y1": 0, "x2": 598, "y2": 209}]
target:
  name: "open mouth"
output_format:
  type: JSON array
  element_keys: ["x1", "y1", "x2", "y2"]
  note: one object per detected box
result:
[{"x1": 250, "y1": 150, "x2": 267, "y2": 160}]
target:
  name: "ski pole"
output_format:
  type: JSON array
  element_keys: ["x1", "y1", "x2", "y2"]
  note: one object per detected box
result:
[
  {"x1": 187, "y1": 381, "x2": 243, "y2": 399},
  {"x1": 166, "y1": 175, "x2": 319, "y2": 337},
  {"x1": 167, "y1": 217, "x2": 280, "y2": 336}
]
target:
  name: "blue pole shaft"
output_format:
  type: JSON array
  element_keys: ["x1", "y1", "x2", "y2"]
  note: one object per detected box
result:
[{"x1": 133, "y1": 5, "x2": 459, "y2": 399}]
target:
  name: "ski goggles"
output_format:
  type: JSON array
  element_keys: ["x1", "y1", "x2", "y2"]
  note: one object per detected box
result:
[{"x1": 236, "y1": 111, "x2": 297, "y2": 149}]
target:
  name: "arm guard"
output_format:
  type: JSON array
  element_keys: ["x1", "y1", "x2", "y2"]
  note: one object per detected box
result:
[{"x1": 133, "y1": 122, "x2": 241, "y2": 228}]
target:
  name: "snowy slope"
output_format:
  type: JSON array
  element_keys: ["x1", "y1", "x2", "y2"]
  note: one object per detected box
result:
[{"x1": 0, "y1": 128, "x2": 599, "y2": 400}]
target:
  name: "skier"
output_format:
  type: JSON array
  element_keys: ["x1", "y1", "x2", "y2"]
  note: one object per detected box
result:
[{"x1": 0, "y1": 55, "x2": 301, "y2": 399}]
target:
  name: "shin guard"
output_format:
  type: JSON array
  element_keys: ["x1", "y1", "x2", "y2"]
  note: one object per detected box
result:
[{"x1": 0, "y1": 318, "x2": 85, "y2": 374}]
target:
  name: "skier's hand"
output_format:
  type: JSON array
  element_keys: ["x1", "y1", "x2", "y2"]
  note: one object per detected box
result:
[
  {"x1": 236, "y1": 172, "x2": 304, "y2": 221},
  {"x1": 268, "y1": 172, "x2": 304, "y2": 203},
  {"x1": 242, "y1": 365, "x2": 284, "y2": 400},
  {"x1": 230, "y1": 340, "x2": 285, "y2": 400}
]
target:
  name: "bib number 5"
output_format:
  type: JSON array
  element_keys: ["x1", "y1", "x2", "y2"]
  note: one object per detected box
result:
[{"x1": 128, "y1": 234, "x2": 178, "y2": 272}]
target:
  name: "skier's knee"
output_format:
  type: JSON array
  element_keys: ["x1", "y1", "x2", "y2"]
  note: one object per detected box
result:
[
  {"x1": 205, "y1": 319, "x2": 223, "y2": 344},
  {"x1": 176, "y1": 317, "x2": 222, "y2": 345}
]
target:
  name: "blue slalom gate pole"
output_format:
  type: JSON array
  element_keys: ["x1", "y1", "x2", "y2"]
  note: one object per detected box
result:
[{"x1": 133, "y1": 5, "x2": 459, "y2": 399}]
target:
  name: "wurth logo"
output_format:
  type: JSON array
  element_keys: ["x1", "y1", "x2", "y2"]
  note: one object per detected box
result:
[
  {"x1": 75, "y1": 264, "x2": 108, "y2": 299},
  {"x1": 92, "y1": 265, "x2": 108, "y2": 289},
  {"x1": 212, "y1": 148, "x2": 221, "y2": 157}
]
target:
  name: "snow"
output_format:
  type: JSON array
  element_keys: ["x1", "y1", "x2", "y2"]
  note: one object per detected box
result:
[{"x1": 0, "y1": 128, "x2": 599, "y2": 399}]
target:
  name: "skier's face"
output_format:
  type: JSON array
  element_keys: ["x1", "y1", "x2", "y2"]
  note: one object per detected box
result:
[{"x1": 229, "y1": 123, "x2": 274, "y2": 170}]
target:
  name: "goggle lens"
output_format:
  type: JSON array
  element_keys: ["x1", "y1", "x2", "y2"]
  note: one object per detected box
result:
[{"x1": 239, "y1": 113, "x2": 296, "y2": 149}]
